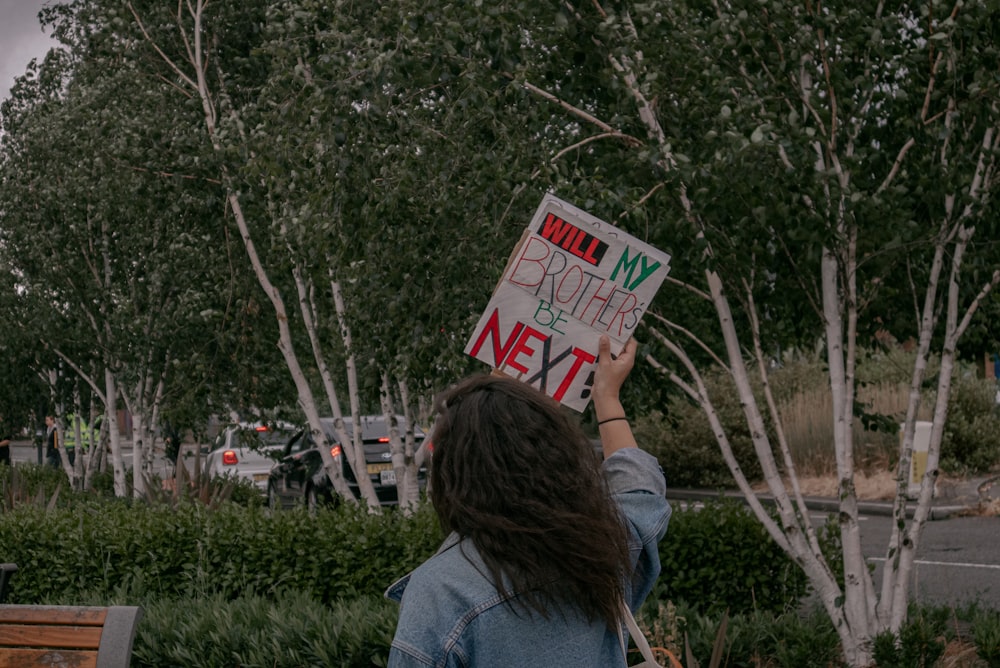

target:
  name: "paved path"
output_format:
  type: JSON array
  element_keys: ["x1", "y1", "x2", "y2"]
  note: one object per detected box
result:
[
  {"x1": 6, "y1": 439, "x2": 192, "y2": 480},
  {"x1": 665, "y1": 473, "x2": 998, "y2": 520}
]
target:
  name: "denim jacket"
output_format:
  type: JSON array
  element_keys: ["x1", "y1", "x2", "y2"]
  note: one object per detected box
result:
[{"x1": 385, "y1": 448, "x2": 671, "y2": 668}]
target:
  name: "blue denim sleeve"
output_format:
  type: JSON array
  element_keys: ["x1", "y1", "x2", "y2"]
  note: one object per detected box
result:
[{"x1": 603, "y1": 448, "x2": 671, "y2": 611}]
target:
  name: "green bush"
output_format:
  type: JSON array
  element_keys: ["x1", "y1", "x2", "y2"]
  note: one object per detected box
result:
[
  {"x1": 973, "y1": 608, "x2": 1000, "y2": 667},
  {"x1": 129, "y1": 592, "x2": 398, "y2": 668},
  {"x1": 1, "y1": 462, "x2": 265, "y2": 510},
  {"x1": 941, "y1": 374, "x2": 1000, "y2": 474},
  {"x1": 871, "y1": 605, "x2": 948, "y2": 668},
  {"x1": 0, "y1": 498, "x2": 443, "y2": 605},
  {"x1": 766, "y1": 605, "x2": 844, "y2": 668},
  {"x1": 635, "y1": 346, "x2": 1000, "y2": 484},
  {"x1": 651, "y1": 498, "x2": 807, "y2": 616},
  {"x1": 0, "y1": 461, "x2": 68, "y2": 507},
  {"x1": 635, "y1": 392, "x2": 763, "y2": 489},
  {"x1": 640, "y1": 601, "x2": 844, "y2": 668}
]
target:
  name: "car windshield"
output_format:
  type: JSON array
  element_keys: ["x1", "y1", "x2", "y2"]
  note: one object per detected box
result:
[
  {"x1": 257, "y1": 430, "x2": 291, "y2": 448},
  {"x1": 317, "y1": 416, "x2": 424, "y2": 443},
  {"x1": 213, "y1": 424, "x2": 294, "y2": 452}
]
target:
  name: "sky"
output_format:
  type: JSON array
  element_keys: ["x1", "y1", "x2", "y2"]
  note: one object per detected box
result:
[{"x1": 1, "y1": 0, "x2": 58, "y2": 102}]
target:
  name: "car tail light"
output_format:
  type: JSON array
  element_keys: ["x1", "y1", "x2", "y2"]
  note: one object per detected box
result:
[
  {"x1": 222, "y1": 450, "x2": 238, "y2": 465},
  {"x1": 377, "y1": 437, "x2": 389, "y2": 443},
  {"x1": 330, "y1": 445, "x2": 342, "y2": 458},
  {"x1": 255, "y1": 425, "x2": 269, "y2": 432}
]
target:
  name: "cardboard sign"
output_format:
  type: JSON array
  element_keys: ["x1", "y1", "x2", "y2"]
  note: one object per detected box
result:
[{"x1": 464, "y1": 194, "x2": 671, "y2": 411}]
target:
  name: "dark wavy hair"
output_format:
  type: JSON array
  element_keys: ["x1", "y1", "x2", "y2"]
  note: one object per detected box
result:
[{"x1": 429, "y1": 374, "x2": 630, "y2": 629}]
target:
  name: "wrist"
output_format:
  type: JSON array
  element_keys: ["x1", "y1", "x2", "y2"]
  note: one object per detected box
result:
[
  {"x1": 593, "y1": 397, "x2": 624, "y2": 422},
  {"x1": 597, "y1": 415, "x2": 627, "y2": 426}
]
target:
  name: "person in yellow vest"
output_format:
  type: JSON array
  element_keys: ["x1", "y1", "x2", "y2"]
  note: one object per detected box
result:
[
  {"x1": 61, "y1": 414, "x2": 87, "y2": 467},
  {"x1": 45, "y1": 415, "x2": 61, "y2": 469}
]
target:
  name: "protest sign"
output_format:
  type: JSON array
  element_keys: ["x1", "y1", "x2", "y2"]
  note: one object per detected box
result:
[{"x1": 464, "y1": 194, "x2": 672, "y2": 411}]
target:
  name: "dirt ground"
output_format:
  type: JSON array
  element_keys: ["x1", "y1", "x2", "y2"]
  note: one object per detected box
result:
[
  {"x1": 792, "y1": 470, "x2": 900, "y2": 500},
  {"x1": 752, "y1": 469, "x2": 906, "y2": 501}
]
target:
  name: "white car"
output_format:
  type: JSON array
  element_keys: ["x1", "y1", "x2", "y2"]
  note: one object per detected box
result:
[{"x1": 204, "y1": 422, "x2": 293, "y2": 491}]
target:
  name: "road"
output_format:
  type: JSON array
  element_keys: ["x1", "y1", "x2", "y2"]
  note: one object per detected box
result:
[
  {"x1": 674, "y1": 498, "x2": 999, "y2": 611},
  {"x1": 855, "y1": 512, "x2": 1000, "y2": 610},
  {"x1": 6, "y1": 439, "x2": 177, "y2": 479}
]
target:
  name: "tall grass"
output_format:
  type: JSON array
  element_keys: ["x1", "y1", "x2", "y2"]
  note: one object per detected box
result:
[
  {"x1": 771, "y1": 347, "x2": 938, "y2": 476},
  {"x1": 778, "y1": 384, "x2": 933, "y2": 475}
]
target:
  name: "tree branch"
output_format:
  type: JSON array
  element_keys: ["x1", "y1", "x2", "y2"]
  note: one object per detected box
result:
[
  {"x1": 126, "y1": 2, "x2": 198, "y2": 91},
  {"x1": 877, "y1": 138, "x2": 916, "y2": 194}
]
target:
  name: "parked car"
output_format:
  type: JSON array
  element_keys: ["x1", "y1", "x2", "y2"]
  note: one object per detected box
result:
[
  {"x1": 267, "y1": 415, "x2": 427, "y2": 509},
  {"x1": 205, "y1": 422, "x2": 295, "y2": 491}
]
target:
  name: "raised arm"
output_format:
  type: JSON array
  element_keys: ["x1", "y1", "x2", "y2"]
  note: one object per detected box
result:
[{"x1": 592, "y1": 336, "x2": 638, "y2": 459}]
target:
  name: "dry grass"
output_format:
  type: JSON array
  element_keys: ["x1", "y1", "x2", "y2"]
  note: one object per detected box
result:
[
  {"x1": 957, "y1": 497, "x2": 1000, "y2": 518},
  {"x1": 939, "y1": 638, "x2": 990, "y2": 667},
  {"x1": 778, "y1": 383, "x2": 933, "y2": 478}
]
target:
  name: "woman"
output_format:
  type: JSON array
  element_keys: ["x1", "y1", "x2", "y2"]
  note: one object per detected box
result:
[{"x1": 386, "y1": 336, "x2": 671, "y2": 667}]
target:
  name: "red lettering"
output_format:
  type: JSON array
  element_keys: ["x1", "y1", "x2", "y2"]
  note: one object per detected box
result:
[
  {"x1": 561, "y1": 228, "x2": 580, "y2": 251},
  {"x1": 579, "y1": 280, "x2": 617, "y2": 326},
  {"x1": 581, "y1": 238, "x2": 602, "y2": 264},
  {"x1": 539, "y1": 213, "x2": 576, "y2": 246},
  {"x1": 468, "y1": 308, "x2": 524, "y2": 366},
  {"x1": 508, "y1": 237, "x2": 552, "y2": 289},
  {"x1": 569, "y1": 229, "x2": 589, "y2": 256},
  {"x1": 505, "y1": 326, "x2": 549, "y2": 374},
  {"x1": 537, "y1": 213, "x2": 607, "y2": 267},
  {"x1": 551, "y1": 348, "x2": 597, "y2": 402},
  {"x1": 606, "y1": 293, "x2": 639, "y2": 337},
  {"x1": 554, "y1": 265, "x2": 584, "y2": 306}
]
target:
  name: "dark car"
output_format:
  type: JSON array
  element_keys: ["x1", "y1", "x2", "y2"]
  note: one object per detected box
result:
[{"x1": 267, "y1": 415, "x2": 428, "y2": 509}]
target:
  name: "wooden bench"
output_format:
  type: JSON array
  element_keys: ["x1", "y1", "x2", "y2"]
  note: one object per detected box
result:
[{"x1": 0, "y1": 603, "x2": 143, "y2": 668}]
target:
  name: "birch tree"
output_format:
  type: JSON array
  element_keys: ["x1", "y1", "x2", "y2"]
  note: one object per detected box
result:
[
  {"x1": 0, "y1": 5, "x2": 231, "y2": 497},
  {"x1": 445, "y1": 2, "x2": 997, "y2": 664},
  {"x1": 284, "y1": 0, "x2": 995, "y2": 662},
  {"x1": 121, "y1": 0, "x2": 499, "y2": 507},
  {"x1": 5, "y1": 3, "x2": 996, "y2": 660}
]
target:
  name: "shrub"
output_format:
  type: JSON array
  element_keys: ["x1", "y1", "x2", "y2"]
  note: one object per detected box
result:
[
  {"x1": 767, "y1": 605, "x2": 844, "y2": 668},
  {"x1": 941, "y1": 374, "x2": 1000, "y2": 474},
  {"x1": 0, "y1": 462, "x2": 67, "y2": 508},
  {"x1": 633, "y1": 346, "x2": 928, "y2": 486},
  {"x1": 650, "y1": 498, "x2": 807, "y2": 616},
  {"x1": 871, "y1": 605, "x2": 948, "y2": 668},
  {"x1": 128, "y1": 591, "x2": 398, "y2": 668},
  {"x1": 639, "y1": 601, "x2": 844, "y2": 668},
  {"x1": 635, "y1": 372, "x2": 763, "y2": 488},
  {"x1": 0, "y1": 498, "x2": 443, "y2": 605},
  {"x1": 973, "y1": 608, "x2": 1000, "y2": 667},
  {"x1": 1, "y1": 462, "x2": 264, "y2": 510}
]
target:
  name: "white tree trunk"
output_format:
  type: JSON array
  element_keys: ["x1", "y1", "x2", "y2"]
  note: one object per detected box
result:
[
  {"x1": 289, "y1": 267, "x2": 363, "y2": 504},
  {"x1": 380, "y1": 374, "x2": 421, "y2": 514},
  {"x1": 129, "y1": 0, "x2": 377, "y2": 508},
  {"x1": 104, "y1": 369, "x2": 127, "y2": 497},
  {"x1": 397, "y1": 378, "x2": 422, "y2": 510},
  {"x1": 332, "y1": 280, "x2": 383, "y2": 509}
]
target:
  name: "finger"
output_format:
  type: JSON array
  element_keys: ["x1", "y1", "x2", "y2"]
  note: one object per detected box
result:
[
  {"x1": 598, "y1": 335, "x2": 612, "y2": 363},
  {"x1": 623, "y1": 337, "x2": 637, "y2": 358},
  {"x1": 614, "y1": 338, "x2": 637, "y2": 366}
]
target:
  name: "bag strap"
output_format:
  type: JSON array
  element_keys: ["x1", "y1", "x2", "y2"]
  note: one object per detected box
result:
[{"x1": 620, "y1": 604, "x2": 663, "y2": 667}]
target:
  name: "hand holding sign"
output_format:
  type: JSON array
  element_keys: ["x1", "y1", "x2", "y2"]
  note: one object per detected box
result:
[
  {"x1": 593, "y1": 335, "x2": 637, "y2": 407},
  {"x1": 464, "y1": 195, "x2": 670, "y2": 411}
]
